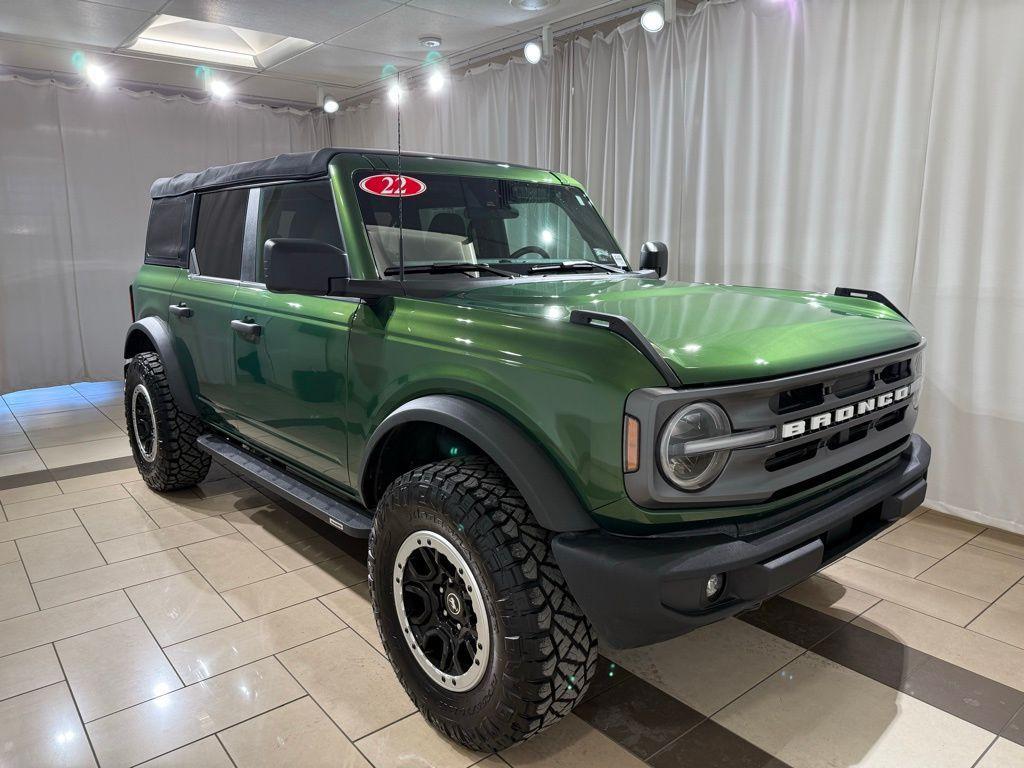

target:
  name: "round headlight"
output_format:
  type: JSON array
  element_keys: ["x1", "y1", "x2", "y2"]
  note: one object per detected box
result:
[{"x1": 659, "y1": 402, "x2": 731, "y2": 490}]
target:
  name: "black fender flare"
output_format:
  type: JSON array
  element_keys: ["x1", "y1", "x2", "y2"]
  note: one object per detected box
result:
[
  {"x1": 123, "y1": 317, "x2": 199, "y2": 416},
  {"x1": 360, "y1": 395, "x2": 597, "y2": 532}
]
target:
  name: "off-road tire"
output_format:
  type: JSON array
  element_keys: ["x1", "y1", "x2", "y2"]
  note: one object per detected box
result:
[
  {"x1": 368, "y1": 456, "x2": 597, "y2": 751},
  {"x1": 124, "y1": 352, "x2": 210, "y2": 491}
]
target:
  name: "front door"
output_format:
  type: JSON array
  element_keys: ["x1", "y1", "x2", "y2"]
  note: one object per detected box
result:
[
  {"x1": 169, "y1": 187, "x2": 248, "y2": 427},
  {"x1": 229, "y1": 180, "x2": 356, "y2": 490}
]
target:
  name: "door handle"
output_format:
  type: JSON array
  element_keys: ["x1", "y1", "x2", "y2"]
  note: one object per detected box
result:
[
  {"x1": 231, "y1": 318, "x2": 262, "y2": 340},
  {"x1": 169, "y1": 303, "x2": 193, "y2": 318}
]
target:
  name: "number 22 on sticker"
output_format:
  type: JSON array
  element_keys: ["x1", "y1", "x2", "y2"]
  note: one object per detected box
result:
[{"x1": 358, "y1": 174, "x2": 427, "y2": 197}]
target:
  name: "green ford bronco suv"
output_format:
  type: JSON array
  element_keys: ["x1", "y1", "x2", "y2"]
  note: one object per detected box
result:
[{"x1": 125, "y1": 148, "x2": 929, "y2": 750}]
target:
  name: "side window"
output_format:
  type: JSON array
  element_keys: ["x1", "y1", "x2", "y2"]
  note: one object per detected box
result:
[
  {"x1": 193, "y1": 189, "x2": 248, "y2": 280},
  {"x1": 255, "y1": 180, "x2": 342, "y2": 283}
]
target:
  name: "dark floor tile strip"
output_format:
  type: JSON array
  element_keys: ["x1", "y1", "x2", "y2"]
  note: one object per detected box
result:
[
  {"x1": 0, "y1": 455, "x2": 138, "y2": 492},
  {"x1": 1001, "y1": 703, "x2": 1024, "y2": 748},
  {"x1": 0, "y1": 467, "x2": 54, "y2": 491},
  {"x1": 575, "y1": 657, "x2": 794, "y2": 767},
  {"x1": 740, "y1": 596, "x2": 1024, "y2": 735}
]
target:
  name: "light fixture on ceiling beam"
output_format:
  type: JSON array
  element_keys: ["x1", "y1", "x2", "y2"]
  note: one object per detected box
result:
[
  {"x1": 388, "y1": 80, "x2": 403, "y2": 104},
  {"x1": 84, "y1": 62, "x2": 110, "y2": 87},
  {"x1": 317, "y1": 86, "x2": 340, "y2": 113},
  {"x1": 209, "y1": 78, "x2": 231, "y2": 99},
  {"x1": 640, "y1": 3, "x2": 667, "y2": 33},
  {"x1": 524, "y1": 24, "x2": 552, "y2": 64},
  {"x1": 428, "y1": 68, "x2": 446, "y2": 93}
]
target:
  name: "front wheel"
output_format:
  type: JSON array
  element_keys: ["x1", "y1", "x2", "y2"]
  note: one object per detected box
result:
[
  {"x1": 124, "y1": 351, "x2": 210, "y2": 491},
  {"x1": 368, "y1": 456, "x2": 597, "y2": 751}
]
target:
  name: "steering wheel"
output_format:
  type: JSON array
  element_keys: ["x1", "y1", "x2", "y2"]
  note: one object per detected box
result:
[{"x1": 509, "y1": 245, "x2": 552, "y2": 260}]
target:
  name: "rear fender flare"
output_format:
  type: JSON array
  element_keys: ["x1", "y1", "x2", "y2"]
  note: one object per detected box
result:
[
  {"x1": 123, "y1": 317, "x2": 199, "y2": 416},
  {"x1": 360, "y1": 395, "x2": 597, "y2": 532}
]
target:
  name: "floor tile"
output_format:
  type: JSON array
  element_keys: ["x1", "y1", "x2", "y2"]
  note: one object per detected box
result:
[
  {"x1": 14, "y1": 406, "x2": 110, "y2": 432},
  {"x1": 138, "y1": 737, "x2": 234, "y2": 768},
  {"x1": 821, "y1": 557, "x2": 988, "y2": 626},
  {"x1": 4, "y1": 385, "x2": 81, "y2": 404},
  {"x1": 122, "y1": 479, "x2": 199, "y2": 511},
  {"x1": 574, "y1": 674, "x2": 704, "y2": 760},
  {"x1": 320, "y1": 582, "x2": 383, "y2": 652},
  {"x1": 0, "y1": 590, "x2": 136, "y2": 657},
  {"x1": 127, "y1": 570, "x2": 239, "y2": 646},
  {"x1": 606, "y1": 618, "x2": 803, "y2": 715},
  {"x1": 502, "y1": 713, "x2": 648, "y2": 768},
  {"x1": 970, "y1": 583, "x2": 1024, "y2": 649},
  {"x1": 27, "y1": 419, "x2": 124, "y2": 450},
  {"x1": 279, "y1": 629, "x2": 415, "y2": 739},
  {"x1": 0, "y1": 480, "x2": 61, "y2": 506},
  {"x1": 0, "y1": 645, "x2": 64, "y2": 702},
  {"x1": 180, "y1": 532, "x2": 284, "y2": 592},
  {"x1": 1003, "y1": 706, "x2": 1024, "y2": 747},
  {"x1": 973, "y1": 528, "x2": 1024, "y2": 560},
  {"x1": 0, "y1": 449, "x2": 46, "y2": 477},
  {"x1": 193, "y1": 476, "x2": 253, "y2": 499},
  {"x1": 918, "y1": 544, "x2": 1024, "y2": 602},
  {"x1": 0, "y1": 432, "x2": 33, "y2": 455},
  {"x1": 358, "y1": 712, "x2": 483, "y2": 768},
  {"x1": 579, "y1": 656, "x2": 635, "y2": 704},
  {"x1": 878, "y1": 510, "x2": 985, "y2": 558},
  {"x1": 18, "y1": 526, "x2": 105, "y2": 581},
  {"x1": 266, "y1": 535, "x2": 344, "y2": 571},
  {"x1": 0, "y1": 509, "x2": 80, "y2": 543},
  {"x1": 223, "y1": 555, "x2": 366, "y2": 620},
  {"x1": 225, "y1": 504, "x2": 319, "y2": 550},
  {"x1": 738, "y1": 596, "x2": 846, "y2": 649},
  {"x1": 38, "y1": 436, "x2": 134, "y2": 469},
  {"x1": 166, "y1": 599, "x2": 344, "y2": 683},
  {"x1": 99, "y1": 406, "x2": 130, "y2": 433},
  {"x1": 98, "y1": 517, "x2": 235, "y2": 562},
  {"x1": 82, "y1": 390, "x2": 123, "y2": 407},
  {"x1": 87, "y1": 657, "x2": 304, "y2": 768},
  {"x1": 648, "y1": 718, "x2": 788, "y2": 768},
  {"x1": 715, "y1": 652, "x2": 992, "y2": 768},
  {"x1": 56, "y1": 466, "x2": 141, "y2": 493},
  {"x1": 0, "y1": 682, "x2": 97, "y2": 768},
  {"x1": 222, "y1": 697, "x2": 372, "y2": 768},
  {"x1": 0, "y1": 560, "x2": 37, "y2": 620},
  {"x1": 2, "y1": 483, "x2": 128, "y2": 521},
  {"x1": 0, "y1": 540, "x2": 19, "y2": 565},
  {"x1": 34, "y1": 549, "x2": 192, "y2": 609},
  {"x1": 847, "y1": 539, "x2": 939, "y2": 576},
  {"x1": 76, "y1": 497, "x2": 156, "y2": 542},
  {"x1": 856, "y1": 601, "x2": 1024, "y2": 692},
  {"x1": 56, "y1": 618, "x2": 182, "y2": 721},
  {"x1": 7, "y1": 398, "x2": 93, "y2": 418},
  {"x1": 901, "y1": 655, "x2": 1024, "y2": 733},
  {"x1": 813, "y1": 621, "x2": 930, "y2": 690},
  {"x1": 71, "y1": 381, "x2": 123, "y2": 398},
  {"x1": 977, "y1": 738, "x2": 1024, "y2": 768}
]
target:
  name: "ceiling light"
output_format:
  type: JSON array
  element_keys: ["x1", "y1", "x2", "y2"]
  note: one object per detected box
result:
[
  {"x1": 322, "y1": 96, "x2": 339, "y2": 113},
  {"x1": 511, "y1": 0, "x2": 558, "y2": 9},
  {"x1": 419, "y1": 36, "x2": 442, "y2": 48},
  {"x1": 209, "y1": 79, "x2": 231, "y2": 99},
  {"x1": 388, "y1": 82, "x2": 403, "y2": 104},
  {"x1": 84, "y1": 63, "x2": 109, "y2": 87},
  {"x1": 523, "y1": 41, "x2": 542, "y2": 64},
  {"x1": 641, "y1": 4, "x2": 666, "y2": 32},
  {"x1": 428, "y1": 70, "x2": 446, "y2": 93}
]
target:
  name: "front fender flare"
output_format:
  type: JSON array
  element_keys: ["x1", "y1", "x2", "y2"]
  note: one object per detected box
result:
[
  {"x1": 360, "y1": 395, "x2": 597, "y2": 532},
  {"x1": 123, "y1": 317, "x2": 199, "y2": 416}
]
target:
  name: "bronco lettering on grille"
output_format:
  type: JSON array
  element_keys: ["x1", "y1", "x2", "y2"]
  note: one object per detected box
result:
[{"x1": 781, "y1": 384, "x2": 912, "y2": 440}]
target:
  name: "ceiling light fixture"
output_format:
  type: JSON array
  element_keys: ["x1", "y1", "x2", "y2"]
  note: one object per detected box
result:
[
  {"x1": 640, "y1": 4, "x2": 666, "y2": 32},
  {"x1": 322, "y1": 96, "x2": 339, "y2": 113},
  {"x1": 419, "y1": 36, "x2": 442, "y2": 48},
  {"x1": 428, "y1": 70, "x2": 446, "y2": 93},
  {"x1": 523, "y1": 40, "x2": 542, "y2": 64},
  {"x1": 209, "y1": 79, "x2": 231, "y2": 99},
  {"x1": 84, "y1": 62, "x2": 109, "y2": 87},
  {"x1": 511, "y1": 0, "x2": 558, "y2": 9},
  {"x1": 388, "y1": 82, "x2": 403, "y2": 104}
]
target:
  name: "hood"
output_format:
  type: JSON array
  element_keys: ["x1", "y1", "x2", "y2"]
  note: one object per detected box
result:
[{"x1": 445, "y1": 276, "x2": 920, "y2": 384}]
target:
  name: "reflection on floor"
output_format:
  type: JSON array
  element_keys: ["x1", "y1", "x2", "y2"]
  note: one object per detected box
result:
[{"x1": 1, "y1": 382, "x2": 1023, "y2": 767}]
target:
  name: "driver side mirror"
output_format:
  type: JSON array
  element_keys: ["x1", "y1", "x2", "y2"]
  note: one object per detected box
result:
[
  {"x1": 265, "y1": 238, "x2": 350, "y2": 295},
  {"x1": 639, "y1": 241, "x2": 669, "y2": 278}
]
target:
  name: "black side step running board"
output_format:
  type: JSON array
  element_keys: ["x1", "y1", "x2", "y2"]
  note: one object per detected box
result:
[{"x1": 197, "y1": 434, "x2": 372, "y2": 538}]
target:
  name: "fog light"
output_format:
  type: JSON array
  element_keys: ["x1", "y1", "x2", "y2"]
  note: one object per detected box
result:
[{"x1": 705, "y1": 573, "x2": 725, "y2": 601}]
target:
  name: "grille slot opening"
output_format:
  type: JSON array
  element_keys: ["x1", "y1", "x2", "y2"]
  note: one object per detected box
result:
[
  {"x1": 875, "y1": 406, "x2": 908, "y2": 432},
  {"x1": 833, "y1": 371, "x2": 875, "y2": 399},
  {"x1": 772, "y1": 383, "x2": 825, "y2": 415},
  {"x1": 765, "y1": 441, "x2": 820, "y2": 472},
  {"x1": 827, "y1": 421, "x2": 873, "y2": 451},
  {"x1": 880, "y1": 359, "x2": 912, "y2": 384}
]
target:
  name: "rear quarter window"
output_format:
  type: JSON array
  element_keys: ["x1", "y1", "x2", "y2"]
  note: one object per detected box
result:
[{"x1": 144, "y1": 195, "x2": 193, "y2": 267}]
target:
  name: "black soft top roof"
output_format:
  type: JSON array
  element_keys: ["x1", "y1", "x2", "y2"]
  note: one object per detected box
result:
[{"x1": 150, "y1": 148, "x2": 342, "y2": 199}]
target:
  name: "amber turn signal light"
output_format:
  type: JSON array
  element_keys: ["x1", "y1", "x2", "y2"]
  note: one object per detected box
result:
[{"x1": 624, "y1": 415, "x2": 640, "y2": 473}]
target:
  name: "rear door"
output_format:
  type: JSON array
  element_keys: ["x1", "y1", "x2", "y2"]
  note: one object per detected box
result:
[
  {"x1": 169, "y1": 188, "x2": 247, "y2": 426},
  {"x1": 229, "y1": 179, "x2": 357, "y2": 490}
]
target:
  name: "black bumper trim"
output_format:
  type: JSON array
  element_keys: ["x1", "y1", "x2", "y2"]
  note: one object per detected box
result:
[{"x1": 553, "y1": 434, "x2": 930, "y2": 649}]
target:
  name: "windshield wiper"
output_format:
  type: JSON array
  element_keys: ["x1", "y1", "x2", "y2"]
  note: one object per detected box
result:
[
  {"x1": 384, "y1": 263, "x2": 517, "y2": 279},
  {"x1": 528, "y1": 260, "x2": 625, "y2": 275}
]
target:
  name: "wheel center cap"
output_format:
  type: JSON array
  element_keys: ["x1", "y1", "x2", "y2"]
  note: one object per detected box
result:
[{"x1": 444, "y1": 591, "x2": 463, "y2": 617}]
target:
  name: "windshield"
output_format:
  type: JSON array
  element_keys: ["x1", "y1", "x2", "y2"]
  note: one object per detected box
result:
[{"x1": 353, "y1": 171, "x2": 627, "y2": 277}]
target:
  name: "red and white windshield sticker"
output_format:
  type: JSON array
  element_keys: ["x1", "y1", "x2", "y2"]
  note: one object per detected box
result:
[{"x1": 358, "y1": 174, "x2": 427, "y2": 197}]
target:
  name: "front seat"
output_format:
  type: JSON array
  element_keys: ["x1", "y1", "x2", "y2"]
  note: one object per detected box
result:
[{"x1": 428, "y1": 212, "x2": 467, "y2": 238}]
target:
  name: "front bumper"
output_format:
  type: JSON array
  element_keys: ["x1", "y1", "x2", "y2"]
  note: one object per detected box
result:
[{"x1": 552, "y1": 434, "x2": 930, "y2": 649}]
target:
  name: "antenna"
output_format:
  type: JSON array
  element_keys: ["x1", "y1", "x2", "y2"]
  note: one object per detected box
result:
[{"x1": 396, "y1": 73, "x2": 405, "y2": 284}]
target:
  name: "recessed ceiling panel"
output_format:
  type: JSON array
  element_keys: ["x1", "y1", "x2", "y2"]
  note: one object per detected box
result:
[
  {"x1": 0, "y1": 0, "x2": 154, "y2": 49},
  {"x1": 270, "y1": 43, "x2": 421, "y2": 88},
  {"x1": 407, "y1": 0, "x2": 622, "y2": 31},
  {"x1": 162, "y1": 0, "x2": 403, "y2": 45}
]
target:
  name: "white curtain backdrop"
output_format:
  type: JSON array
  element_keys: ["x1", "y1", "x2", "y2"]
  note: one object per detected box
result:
[
  {"x1": 333, "y1": 0, "x2": 1024, "y2": 532},
  {"x1": 0, "y1": 76, "x2": 329, "y2": 394}
]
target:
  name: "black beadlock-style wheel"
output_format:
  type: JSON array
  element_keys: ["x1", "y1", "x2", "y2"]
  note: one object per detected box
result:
[
  {"x1": 368, "y1": 456, "x2": 598, "y2": 751},
  {"x1": 124, "y1": 351, "x2": 210, "y2": 491}
]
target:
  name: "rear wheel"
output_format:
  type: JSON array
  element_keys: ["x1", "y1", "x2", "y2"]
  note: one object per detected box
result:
[
  {"x1": 368, "y1": 456, "x2": 597, "y2": 751},
  {"x1": 124, "y1": 351, "x2": 210, "y2": 491}
]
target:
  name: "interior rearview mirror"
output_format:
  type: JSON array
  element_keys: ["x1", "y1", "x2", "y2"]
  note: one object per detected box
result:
[
  {"x1": 640, "y1": 241, "x2": 669, "y2": 278},
  {"x1": 264, "y1": 238, "x2": 350, "y2": 295}
]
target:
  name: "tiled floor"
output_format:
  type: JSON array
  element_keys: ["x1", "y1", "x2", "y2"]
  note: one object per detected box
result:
[{"x1": 2, "y1": 383, "x2": 1024, "y2": 767}]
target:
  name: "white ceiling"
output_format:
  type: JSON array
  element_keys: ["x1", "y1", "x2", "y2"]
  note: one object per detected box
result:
[{"x1": 0, "y1": 0, "x2": 693, "y2": 107}]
